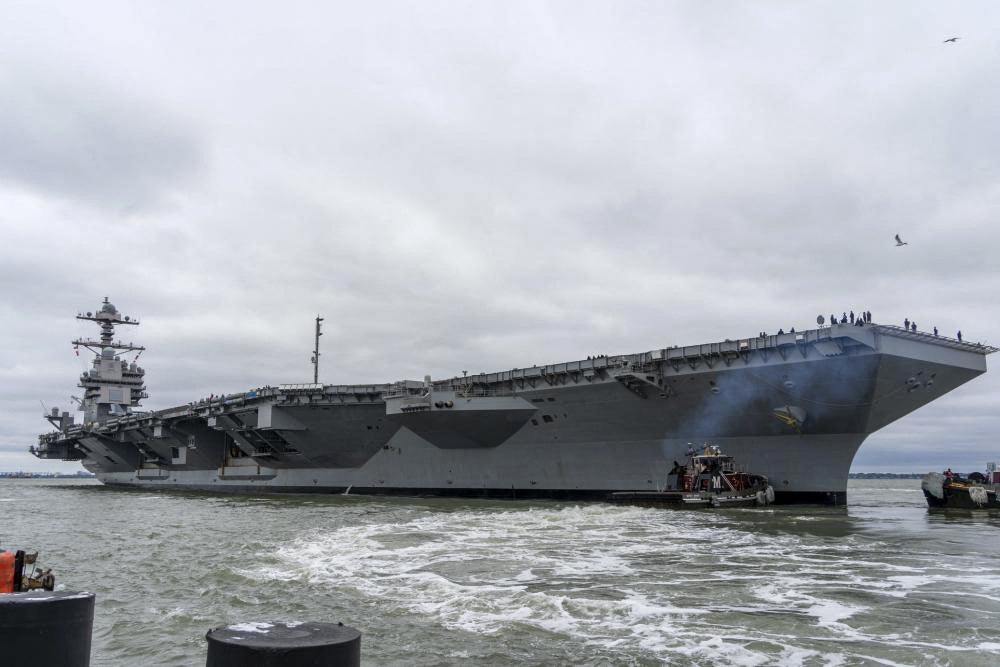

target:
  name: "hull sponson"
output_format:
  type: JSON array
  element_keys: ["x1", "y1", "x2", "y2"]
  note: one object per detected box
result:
[
  {"x1": 386, "y1": 393, "x2": 538, "y2": 449},
  {"x1": 35, "y1": 324, "x2": 995, "y2": 505},
  {"x1": 226, "y1": 404, "x2": 402, "y2": 468}
]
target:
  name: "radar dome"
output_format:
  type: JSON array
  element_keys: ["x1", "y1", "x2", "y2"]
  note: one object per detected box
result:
[
  {"x1": 101, "y1": 348, "x2": 115, "y2": 359},
  {"x1": 101, "y1": 302, "x2": 116, "y2": 313}
]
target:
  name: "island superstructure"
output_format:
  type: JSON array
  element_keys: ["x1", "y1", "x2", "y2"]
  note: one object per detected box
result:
[{"x1": 32, "y1": 299, "x2": 996, "y2": 504}]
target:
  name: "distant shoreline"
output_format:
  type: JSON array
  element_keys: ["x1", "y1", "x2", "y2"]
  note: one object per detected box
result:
[
  {"x1": 0, "y1": 472, "x2": 95, "y2": 479},
  {"x1": 849, "y1": 473, "x2": 925, "y2": 479}
]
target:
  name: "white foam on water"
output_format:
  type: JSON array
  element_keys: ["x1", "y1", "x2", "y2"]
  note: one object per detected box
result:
[
  {"x1": 666, "y1": 634, "x2": 775, "y2": 667},
  {"x1": 817, "y1": 653, "x2": 846, "y2": 667},
  {"x1": 512, "y1": 568, "x2": 535, "y2": 582},
  {"x1": 245, "y1": 502, "x2": 1000, "y2": 663},
  {"x1": 852, "y1": 654, "x2": 919, "y2": 667},
  {"x1": 752, "y1": 581, "x2": 868, "y2": 632},
  {"x1": 147, "y1": 606, "x2": 193, "y2": 621},
  {"x1": 806, "y1": 600, "x2": 866, "y2": 629},
  {"x1": 884, "y1": 574, "x2": 937, "y2": 593}
]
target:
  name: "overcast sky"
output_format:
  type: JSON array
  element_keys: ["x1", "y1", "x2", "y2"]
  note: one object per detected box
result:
[{"x1": 1, "y1": 1, "x2": 998, "y2": 474}]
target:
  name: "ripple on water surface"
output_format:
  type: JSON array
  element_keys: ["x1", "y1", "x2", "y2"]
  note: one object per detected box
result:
[{"x1": 5, "y1": 479, "x2": 1000, "y2": 665}]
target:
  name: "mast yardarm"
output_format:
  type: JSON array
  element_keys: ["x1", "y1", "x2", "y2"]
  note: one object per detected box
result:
[{"x1": 73, "y1": 297, "x2": 147, "y2": 425}]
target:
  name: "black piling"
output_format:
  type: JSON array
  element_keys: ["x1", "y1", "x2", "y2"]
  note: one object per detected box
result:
[
  {"x1": 206, "y1": 621, "x2": 361, "y2": 667},
  {"x1": 0, "y1": 590, "x2": 96, "y2": 667}
]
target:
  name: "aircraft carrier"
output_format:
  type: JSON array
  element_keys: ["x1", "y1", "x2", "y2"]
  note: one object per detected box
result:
[{"x1": 32, "y1": 299, "x2": 997, "y2": 504}]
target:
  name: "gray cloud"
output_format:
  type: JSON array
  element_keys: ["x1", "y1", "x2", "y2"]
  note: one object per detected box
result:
[
  {"x1": 1, "y1": 1, "x2": 999, "y2": 473},
  {"x1": 0, "y1": 68, "x2": 203, "y2": 211}
]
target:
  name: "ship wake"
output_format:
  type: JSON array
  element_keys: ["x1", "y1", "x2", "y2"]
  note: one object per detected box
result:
[{"x1": 243, "y1": 500, "x2": 1000, "y2": 666}]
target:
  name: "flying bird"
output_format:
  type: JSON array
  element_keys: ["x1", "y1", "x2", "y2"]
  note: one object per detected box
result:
[
  {"x1": 895, "y1": 234, "x2": 908, "y2": 246},
  {"x1": 943, "y1": 37, "x2": 960, "y2": 43}
]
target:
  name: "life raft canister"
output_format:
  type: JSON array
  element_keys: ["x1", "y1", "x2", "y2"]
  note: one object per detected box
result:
[{"x1": 0, "y1": 550, "x2": 14, "y2": 593}]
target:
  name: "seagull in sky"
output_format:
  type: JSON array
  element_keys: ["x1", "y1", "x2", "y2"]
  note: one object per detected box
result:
[
  {"x1": 895, "y1": 234, "x2": 908, "y2": 247},
  {"x1": 943, "y1": 37, "x2": 960, "y2": 43}
]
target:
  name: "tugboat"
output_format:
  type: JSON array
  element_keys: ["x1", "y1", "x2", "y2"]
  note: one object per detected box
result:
[
  {"x1": 922, "y1": 463, "x2": 1000, "y2": 510},
  {"x1": 609, "y1": 444, "x2": 775, "y2": 508}
]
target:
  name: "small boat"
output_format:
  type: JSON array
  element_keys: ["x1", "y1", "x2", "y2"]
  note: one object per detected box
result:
[
  {"x1": 1, "y1": 548, "x2": 55, "y2": 593},
  {"x1": 922, "y1": 464, "x2": 1000, "y2": 510},
  {"x1": 609, "y1": 444, "x2": 775, "y2": 508}
]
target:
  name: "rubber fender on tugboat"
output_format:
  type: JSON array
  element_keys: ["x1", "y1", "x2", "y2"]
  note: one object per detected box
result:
[
  {"x1": 765, "y1": 486, "x2": 775, "y2": 504},
  {"x1": 0, "y1": 551, "x2": 13, "y2": 593},
  {"x1": 968, "y1": 486, "x2": 989, "y2": 506},
  {"x1": 756, "y1": 490, "x2": 766, "y2": 506},
  {"x1": 922, "y1": 472, "x2": 946, "y2": 500}
]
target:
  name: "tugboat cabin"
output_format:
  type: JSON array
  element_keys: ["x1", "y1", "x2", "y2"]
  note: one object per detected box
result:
[
  {"x1": 609, "y1": 444, "x2": 774, "y2": 508},
  {"x1": 668, "y1": 446, "x2": 758, "y2": 494}
]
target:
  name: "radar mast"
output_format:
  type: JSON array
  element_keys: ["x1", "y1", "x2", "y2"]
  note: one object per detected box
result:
[{"x1": 72, "y1": 297, "x2": 147, "y2": 425}]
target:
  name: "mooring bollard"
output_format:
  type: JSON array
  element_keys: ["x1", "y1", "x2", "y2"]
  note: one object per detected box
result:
[
  {"x1": 206, "y1": 621, "x2": 361, "y2": 667},
  {"x1": 0, "y1": 590, "x2": 96, "y2": 667}
]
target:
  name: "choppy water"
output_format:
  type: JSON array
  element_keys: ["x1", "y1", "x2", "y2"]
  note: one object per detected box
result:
[{"x1": 3, "y1": 479, "x2": 1000, "y2": 666}]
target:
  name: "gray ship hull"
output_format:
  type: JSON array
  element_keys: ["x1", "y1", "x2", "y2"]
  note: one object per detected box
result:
[
  {"x1": 35, "y1": 323, "x2": 995, "y2": 504},
  {"x1": 95, "y1": 432, "x2": 864, "y2": 504}
]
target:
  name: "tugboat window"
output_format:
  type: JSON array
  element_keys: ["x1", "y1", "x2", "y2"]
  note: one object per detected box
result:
[{"x1": 170, "y1": 447, "x2": 180, "y2": 459}]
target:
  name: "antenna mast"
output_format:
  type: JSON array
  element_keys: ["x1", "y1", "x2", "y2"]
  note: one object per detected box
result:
[
  {"x1": 311, "y1": 315, "x2": 324, "y2": 383},
  {"x1": 70, "y1": 297, "x2": 147, "y2": 426}
]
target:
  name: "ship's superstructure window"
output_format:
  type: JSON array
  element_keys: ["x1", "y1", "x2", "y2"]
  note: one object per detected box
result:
[{"x1": 542, "y1": 415, "x2": 554, "y2": 423}]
